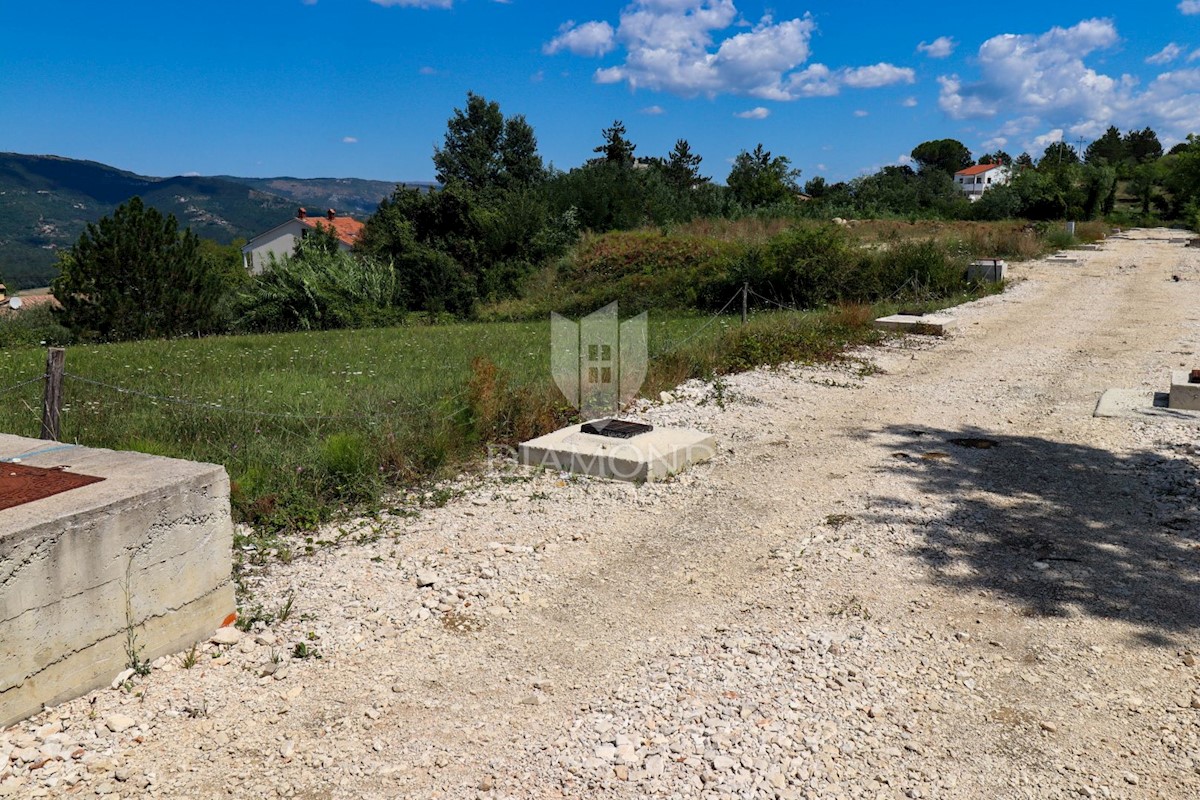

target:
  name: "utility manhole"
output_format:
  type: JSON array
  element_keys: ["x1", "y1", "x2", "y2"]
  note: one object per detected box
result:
[
  {"x1": 0, "y1": 464, "x2": 105, "y2": 511},
  {"x1": 580, "y1": 419, "x2": 654, "y2": 439}
]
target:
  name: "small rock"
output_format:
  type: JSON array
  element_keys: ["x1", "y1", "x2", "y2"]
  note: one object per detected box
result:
[
  {"x1": 1040, "y1": 721, "x2": 1058, "y2": 733},
  {"x1": 1184, "y1": 654, "x2": 1196, "y2": 667},
  {"x1": 210, "y1": 627, "x2": 242, "y2": 646},
  {"x1": 104, "y1": 714, "x2": 136, "y2": 734},
  {"x1": 110, "y1": 669, "x2": 135, "y2": 689},
  {"x1": 280, "y1": 740, "x2": 295, "y2": 760},
  {"x1": 479, "y1": 776, "x2": 495, "y2": 791},
  {"x1": 1123, "y1": 772, "x2": 1139, "y2": 786},
  {"x1": 711, "y1": 755, "x2": 736, "y2": 771},
  {"x1": 416, "y1": 570, "x2": 438, "y2": 588},
  {"x1": 519, "y1": 694, "x2": 545, "y2": 706}
]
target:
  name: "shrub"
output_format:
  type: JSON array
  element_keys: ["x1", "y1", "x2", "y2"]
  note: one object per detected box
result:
[{"x1": 0, "y1": 305, "x2": 74, "y2": 349}]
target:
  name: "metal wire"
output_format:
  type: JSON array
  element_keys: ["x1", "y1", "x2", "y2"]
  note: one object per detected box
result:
[
  {"x1": 652, "y1": 288, "x2": 744, "y2": 358},
  {"x1": 0, "y1": 375, "x2": 46, "y2": 398}
]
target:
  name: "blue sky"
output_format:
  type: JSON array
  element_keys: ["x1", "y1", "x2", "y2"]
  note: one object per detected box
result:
[{"x1": 2, "y1": 1, "x2": 1198, "y2": 184}]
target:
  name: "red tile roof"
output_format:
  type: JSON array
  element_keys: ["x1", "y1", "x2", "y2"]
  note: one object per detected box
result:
[
  {"x1": 300, "y1": 215, "x2": 364, "y2": 247},
  {"x1": 956, "y1": 164, "x2": 1003, "y2": 176},
  {"x1": 0, "y1": 293, "x2": 60, "y2": 314}
]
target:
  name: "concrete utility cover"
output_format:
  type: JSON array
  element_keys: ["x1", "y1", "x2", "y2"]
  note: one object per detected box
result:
[
  {"x1": 873, "y1": 314, "x2": 957, "y2": 336},
  {"x1": 0, "y1": 463, "x2": 105, "y2": 511},
  {"x1": 519, "y1": 422, "x2": 716, "y2": 482},
  {"x1": 1094, "y1": 389, "x2": 1200, "y2": 421}
]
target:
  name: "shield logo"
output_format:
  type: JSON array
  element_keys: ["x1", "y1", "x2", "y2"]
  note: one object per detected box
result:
[{"x1": 551, "y1": 302, "x2": 648, "y2": 419}]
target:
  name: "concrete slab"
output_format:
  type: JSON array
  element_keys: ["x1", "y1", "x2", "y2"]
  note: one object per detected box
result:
[
  {"x1": 519, "y1": 422, "x2": 716, "y2": 482},
  {"x1": 873, "y1": 314, "x2": 957, "y2": 336},
  {"x1": 1094, "y1": 389, "x2": 1200, "y2": 422},
  {"x1": 1169, "y1": 372, "x2": 1200, "y2": 411},
  {"x1": 1046, "y1": 254, "x2": 1079, "y2": 265},
  {"x1": 1077, "y1": 244, "x2": 1103, "y2": 251},
  {"x1": 0, "y1": 435, "x2": 234, "y2": 726}
]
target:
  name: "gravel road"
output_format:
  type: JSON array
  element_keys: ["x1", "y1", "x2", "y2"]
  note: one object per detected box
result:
[{"x1": 3, "y1": 228, "x2": 1199, "y2": 799}]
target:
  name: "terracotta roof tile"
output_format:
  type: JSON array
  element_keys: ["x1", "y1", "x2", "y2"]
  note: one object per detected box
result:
[
  {"x1": 301, "y1": 216, "x2": 364, "y2": 247},
  {"x1": 956, "y1": 164, "x2": 1003, "y2": 176}
]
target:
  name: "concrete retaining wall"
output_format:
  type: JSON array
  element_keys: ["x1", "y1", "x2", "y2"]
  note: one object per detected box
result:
[{"x1": 0, "y1": 434, "x2": 235, "y2": 727}]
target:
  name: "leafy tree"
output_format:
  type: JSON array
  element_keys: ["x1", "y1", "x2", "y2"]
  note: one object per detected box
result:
[
  {"x1": 432, "y1": 92, "x2": 546, "y2": 192},
  {"x1": 594, "y1": 120, "x2": 637, "y2": 166},
  {"x1": 52, "y1": 197, "x2": 226, "y2": 340},
  {"x1": 1167, "y1": 141, "x2": 1191, "y2": 156},
  {"x1": 1014, "y1": 152, "x2": 1035, "y2": 171},
  {"x1": 1085, "y1": 126, "x2": 1125, "y2": 166},
  {"x1": 910, "y1": 139, "x2": 973, "y2": 175},
  {"x1": 664, "y1": 139, "x2": 707, "y2": 191},
  {"x1": 803, "y1": 176, "x2": 828, "y2": 198},
  {"x1": 1128, "y1": 161, "x2": 1164, "y2": 215},
  {"x1": 978, "y1": 150, "x2": 1013, "y2": 167},
  {"x1": 1039, "y1": 142, "x2": 1080, "y2": 169},
  {"x1": 1123, "y1": 127, "x2": 1163, "y2": 165},
  {"x1": 726, "y1": 144, "x2": 801, "y2": 209}
]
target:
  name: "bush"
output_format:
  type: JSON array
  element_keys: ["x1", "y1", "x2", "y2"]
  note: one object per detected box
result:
[
  {"x1": 0, "y1": 304, "x2": 74, "y2": 349},
  {"x1": 235, "y1": 247, "x2": 406, "y2": 332}
]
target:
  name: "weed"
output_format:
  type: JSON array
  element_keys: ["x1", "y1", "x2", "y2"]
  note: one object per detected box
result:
[
  {"x1": 292, "y1": 642, "x2": 321, "y2": 660},
  {"x1": 120, "y1": 560, "x2": 151, "y2": 677},
  {"x1": 181, "y1": 644, "x2": 200, "y2": 670},
  {"x1": 825, "y1": 514, "x2": 855, "y2": 529},
  {"x1": 830, "y1": 595, "x2": 872, "y2": 619},
  {"x1": 277, "y1": 591, "x2": 296, "y2": 624}
]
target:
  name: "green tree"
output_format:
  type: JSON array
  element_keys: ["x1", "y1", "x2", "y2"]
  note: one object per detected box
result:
[
  {"x1": 664, "y1": 139, "x2": 707, "y2": 191},
  {"x1": 910, "y1": 139, "x2": 973, "y2": 175},
  {"x1": 594, "y1": 120, "x2": 637, "y2": 166},
  {"x1": 1123, "y1": 127, "x2": 1163, "y2": 165},
  {"x1": 978, "y1": 150, "x2": 1013, "y2": 167},
  {"x1": 1128, "y1": 161, "x2": 1164, "y2": 214},
  {"x1": 803, "y1": 176, "x2": 828, "y2": 198},
  {"x1": 432, "y1": 92, "x2": 545, "y2": 192},
  {"x1": 1085, "y1": 126, "x2": 1125, "y2": 166},
  {"x1": 1039, "y1": 142, "x2": 1080, "y2": 169},
  {"x1": 1015, "y1": 152, "x2": 1035, "y2": 171},
  {"x1": 52, "y1": 197, "x2": 226, "y2": 340},
  {"x1": 726, "y1": 144, "x2": 801, "y2": 209}
]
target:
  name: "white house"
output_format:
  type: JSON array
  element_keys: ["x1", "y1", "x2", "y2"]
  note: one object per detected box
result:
[
  {"x1": 241, "y1": 208, "x2": 365, "y2": 274},
  {"x1": 954, "y1": 164, "x2": 1011, "y2": 202}
]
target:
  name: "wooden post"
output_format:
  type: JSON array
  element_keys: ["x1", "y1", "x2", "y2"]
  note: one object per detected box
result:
[
  {"x1": 40, "y1": 347, "x2": 65, "y2": 441},
  {"x1": 741, "y1": 282, "x2": 749, "y2": 325}
]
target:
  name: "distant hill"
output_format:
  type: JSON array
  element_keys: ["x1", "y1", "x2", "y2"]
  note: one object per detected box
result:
[{"x1": 0, "y1": 153, "x2": 420, "y2": 290}]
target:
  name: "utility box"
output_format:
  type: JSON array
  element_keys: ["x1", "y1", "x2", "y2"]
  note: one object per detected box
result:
[
  {"x1": 1169, "y1": 371, "x2": 1200, "y2": 411},
  {"x1": 967, "y1": 259, "x2": 1007, "y2": 282},
  {"x1": 0, "y1": 435, "x2": 235, "y2": 726}
]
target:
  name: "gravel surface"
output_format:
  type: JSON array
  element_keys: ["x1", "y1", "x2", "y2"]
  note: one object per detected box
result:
[{"x1": 3, "y1": 228, "x2": 1199, "y2": 799}]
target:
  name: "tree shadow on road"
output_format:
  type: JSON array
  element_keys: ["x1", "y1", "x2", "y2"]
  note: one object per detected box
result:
[{"x1": 869, "y1": 425, "x2": 1200, "y2": 645}]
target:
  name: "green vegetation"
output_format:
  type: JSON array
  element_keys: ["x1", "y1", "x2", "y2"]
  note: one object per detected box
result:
[{"x1": 52, "y1": 197, "x2": 233, "y2": 340}]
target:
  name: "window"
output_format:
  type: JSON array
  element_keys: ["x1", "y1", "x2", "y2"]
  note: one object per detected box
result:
[{"x1": 246, "y1": 252, "x2": 254, "y2": 270}]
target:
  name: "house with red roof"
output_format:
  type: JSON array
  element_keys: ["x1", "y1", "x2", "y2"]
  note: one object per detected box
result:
[
  {"x1": 240, "y1": 208, "x2": 365, "y2": 274},
  {"x1": 954, "y1": 163, "x2": 1011, "y2": 202}
]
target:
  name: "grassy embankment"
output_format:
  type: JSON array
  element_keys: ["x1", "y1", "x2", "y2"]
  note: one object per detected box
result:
[{"x1": 0, "y1": 219, "x2": 1103, "y2": 544}]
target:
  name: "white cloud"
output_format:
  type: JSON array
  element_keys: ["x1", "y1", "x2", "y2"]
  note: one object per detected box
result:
[
  {"x1": 1032, "y1": 128, "x2": 1064, "y2": 149},
  {"x1": 544, "y1": 20, "x2": 616, "y2": 57},
  {"x1": 641, "y1": 104, "x2": 666, "y2": 115},
  {"x1": 547, "y1": 2, "x2": 914, "y2": 101},
  {"x1": 936, "y1": 18, "x2": 1200, "y2": 148},
  {"x1": 853, "y1": 109, "x2": 869, "y2": 117},
  {"x1": 342, "y1": 136, "x2": 358, "y2": 144},
  {"x1": 917, "y1": 36, "x2": 956, "y2": 58},
  {"x1": 902, "y1": 96, "x2": 918, "y2": 107},
  {"x1": 1181, "y1": 1, "x2": 1200, "y2": 14},
  {"x1": 735, "y1": 107, "x2": 770, "y2": 119},
  {"x1": 981, "y1": 136, "x2": 1008, "y2": 150},
  {"x1": 372, "y1": 0, "x2": 451, "y2": 7},
  {"x1": 371, "y1": 0, "x2": 453, "y2": 7},
  {"x1": 1147, "y1": 43, "x2": 1185, "y2": 65},
  {"x1": 419, "y1": 66, "x2": 438, "y2": 75},
  {"x1": 896, "y1": 155, "x2": 914, "y2": 166}
]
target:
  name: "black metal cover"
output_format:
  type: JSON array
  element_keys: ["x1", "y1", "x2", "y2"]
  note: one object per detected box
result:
[{"x1": 580, "y1": 419, "x2": 654, "y2": 439}]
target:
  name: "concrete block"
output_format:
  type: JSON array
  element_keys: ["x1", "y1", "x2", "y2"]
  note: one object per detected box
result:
[
  {"x1": 1046, "y1": 254, "x2": 1079, "y2": 264},
  {"x1": 519, "y1": 422, "x2": 716, "y2": 482},
  {"x1": 0, "y1": 434, "x2": 234, "y2": 727},
  {"x1": 1170, "y1": 372, "x2": 1200, "y2": 411},
  {"x1": 967, "y1": 260, "x2": 1007, "y2": 282},
  {"x1": 873, "y1": 314, "x2": 957, "y2": 336},
  {"x1": 1094, "y1": 389, "x2": 1200, "y2": 421}
]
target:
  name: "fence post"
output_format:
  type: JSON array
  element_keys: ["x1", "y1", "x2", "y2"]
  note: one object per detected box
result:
[
  {"x1": 40, "y1": 347, "x2": 65, "y2": 441},
  {"x1": 741, "y1": 282, "x2": 748, "y2": 325}
]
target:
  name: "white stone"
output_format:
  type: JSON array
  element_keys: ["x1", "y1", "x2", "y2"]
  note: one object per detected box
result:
[
  {"x1": 873, "y1": 315, "x2": 957, "y2": 336},
  {"x1": 1169, "y1": 372, "x2": 1200, "y2": 411},
  {"x1": 104, "y1": 715, "x2": 136, "y2": 734},
  {"x1": 209, "y1": 627, "x2": 241, "y2": 646}
]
